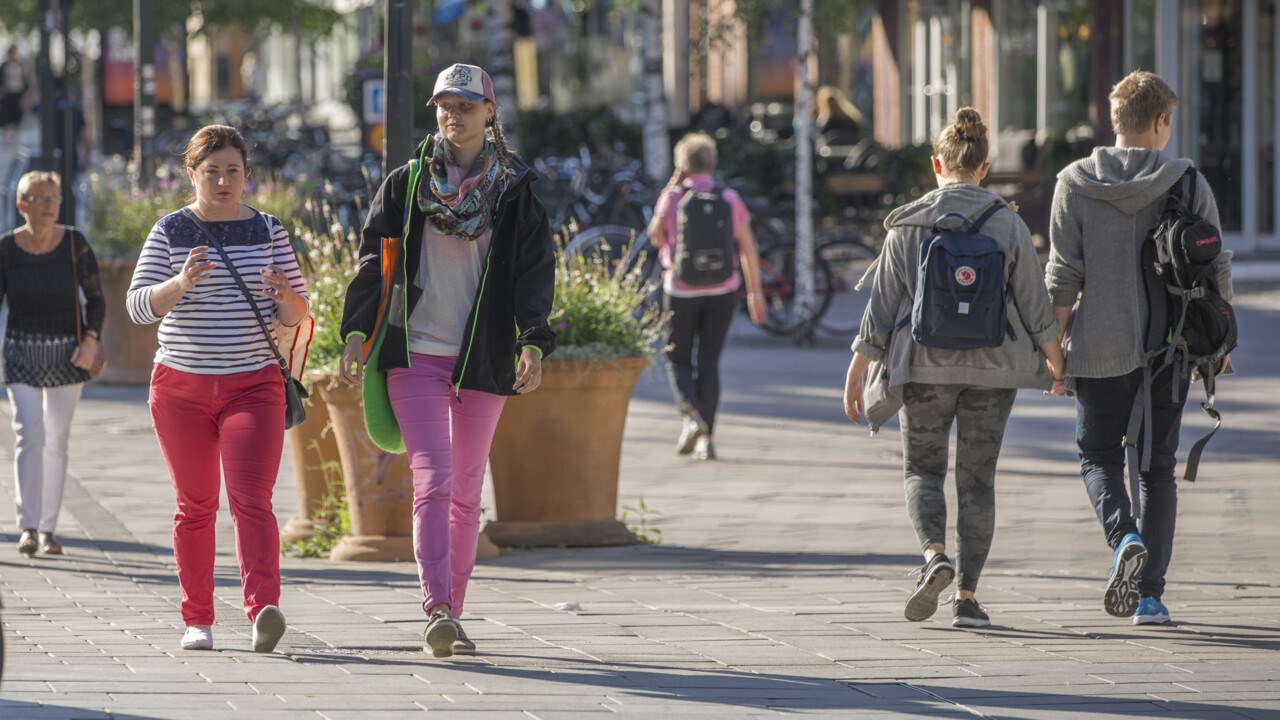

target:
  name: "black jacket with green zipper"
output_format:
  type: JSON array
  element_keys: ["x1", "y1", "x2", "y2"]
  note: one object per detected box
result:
[{"x1": 340, "y1": 136, "x2": 557, "y2": 397}]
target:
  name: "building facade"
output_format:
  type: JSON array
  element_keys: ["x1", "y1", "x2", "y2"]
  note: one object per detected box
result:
[{"x1": 872, "y1": 0, "x2": 1277, "y2": 253}]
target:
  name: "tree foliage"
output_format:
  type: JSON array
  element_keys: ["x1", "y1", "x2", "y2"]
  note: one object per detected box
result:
[{"x1": 0, "y1": 0, "x2": 341, "y2": 38}]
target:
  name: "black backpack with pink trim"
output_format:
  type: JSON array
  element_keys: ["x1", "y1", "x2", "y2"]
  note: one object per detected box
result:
[{"x1": 1131, "y1": 166, "x2": 1237, "y2": 486}]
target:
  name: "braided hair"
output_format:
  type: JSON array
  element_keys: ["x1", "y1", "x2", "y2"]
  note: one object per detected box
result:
[{"x1": 487, "y1": 107, "x2": 516, "y2": 178}]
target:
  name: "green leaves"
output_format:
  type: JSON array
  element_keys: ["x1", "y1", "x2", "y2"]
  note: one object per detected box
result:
[{"x1": 551, "y1": 230, "x2": 666, "y2": 361}]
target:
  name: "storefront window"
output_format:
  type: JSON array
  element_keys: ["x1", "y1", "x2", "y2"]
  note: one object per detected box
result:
[
  {"x1": 1128, "y1": 0, "x2": 1158, "y2": 71},
  {"x1": 1180, "y1": 0, "x2": 1244, "y2": 232},
  {"x1": 994, "y1": 0, "x2": 1038, "y2": 171}
]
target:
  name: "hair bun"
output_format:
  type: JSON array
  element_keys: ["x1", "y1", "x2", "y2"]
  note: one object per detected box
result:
[{"x1": 951, "y1": 108, "x2": 987, "y2": 142}]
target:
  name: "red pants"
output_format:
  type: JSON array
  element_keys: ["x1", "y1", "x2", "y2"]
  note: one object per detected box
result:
[{"x1": 149, "y1": 364, "x2": 284, "y2": 626}]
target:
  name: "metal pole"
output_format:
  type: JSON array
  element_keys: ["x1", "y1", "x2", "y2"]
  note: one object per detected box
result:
[
  {"x1": 134, "y1": 0, "x2": 156, "y2": 191},
  {"x1": 38, "y1": 0, "x2": 57, "y2": 170},
  {"x1": 794, "y1": 0, "x2": 815, "y2": 346},
  {"x1": 383, "y1": 0, "x2": 413, "y2": 175},
  {"x1": 59, "y1": 0, "x2": 76, "y2": 224}
]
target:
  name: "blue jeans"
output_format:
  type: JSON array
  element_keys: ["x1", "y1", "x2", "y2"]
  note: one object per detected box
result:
[{"x1": 1076, "y1": 364, "x2": 1189, "y2": 601}]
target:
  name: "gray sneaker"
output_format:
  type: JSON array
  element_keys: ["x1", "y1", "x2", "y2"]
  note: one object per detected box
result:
[
  {"x1": 452, "y1": 624, "x2": 476, "y2": 655},
  {"x1": 252, "y1": 605, "x2": 287, "y2": 653},
  {"x1": 424, "y1": 609, "x2": 460, "y2": 658}
]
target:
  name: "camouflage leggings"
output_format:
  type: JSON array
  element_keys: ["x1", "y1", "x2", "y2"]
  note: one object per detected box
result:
[{"x1": 899, "y1": 383, "x2": 1016, "y2": 592}]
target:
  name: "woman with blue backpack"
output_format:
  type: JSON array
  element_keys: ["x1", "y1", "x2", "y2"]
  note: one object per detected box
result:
[{"x1": 842, "y1": 108, "x2": 1065, "y2": 628}]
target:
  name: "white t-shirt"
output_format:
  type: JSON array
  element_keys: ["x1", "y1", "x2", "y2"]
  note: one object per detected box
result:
[{"x1": 406, "y1": 224, "x2": 492, "y2": 357}]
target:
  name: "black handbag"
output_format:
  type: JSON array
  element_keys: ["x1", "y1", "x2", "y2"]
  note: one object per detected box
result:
[{"x1": 181, "y1": 208, "x2": 308, "y2": 429}]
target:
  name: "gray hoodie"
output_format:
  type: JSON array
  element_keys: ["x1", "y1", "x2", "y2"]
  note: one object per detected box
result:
[
  {"x1": 1046, "y1": 147, "x2": 1232, "y2": 380},
  {"x1": 852, "y1": 183, "x2": 1059, "y2": 391}
]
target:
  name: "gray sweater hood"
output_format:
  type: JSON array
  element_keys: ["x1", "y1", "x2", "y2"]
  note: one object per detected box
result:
[
  {"x1": 883, "y1": 182, "x2": 1005, "y2": 231},
  {"x1": 1057, "y1": 147, "x2": 1191, "y2": 215}
]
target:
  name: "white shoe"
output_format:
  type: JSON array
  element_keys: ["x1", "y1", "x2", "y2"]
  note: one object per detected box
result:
[
  {"x1": 181, "y1": 625, "x2": 214, "y2": 650},
  {"x1": 252, "y1": 605, "x2": 287, "y2": 653}
]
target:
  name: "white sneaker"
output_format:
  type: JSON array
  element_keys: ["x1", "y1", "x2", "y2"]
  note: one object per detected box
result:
[
  {"x1": 181, "y1": 625, "x2": 214, "y2": 650},
  {"x1": 252, "y1": 605, "x2": 287, "y2": 653}
]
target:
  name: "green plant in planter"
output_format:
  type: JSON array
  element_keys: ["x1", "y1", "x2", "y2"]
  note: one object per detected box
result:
[
  {"x1": 551, "y1": 232, "x2": 667, "y2": 362},
  {"x1": 290, "y1": 200, "x2": 361, "y2": 374},
  {"x1": 85, "y1": 174, "x2": 315, "y2": 260},
  {"x1": 86, "y1": 174, "x2": 187, "y2": 260}
]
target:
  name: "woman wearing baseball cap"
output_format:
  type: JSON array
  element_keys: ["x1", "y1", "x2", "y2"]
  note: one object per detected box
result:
[{"x1": 338, "y1": 63, "x2": 556, "y2": 658}]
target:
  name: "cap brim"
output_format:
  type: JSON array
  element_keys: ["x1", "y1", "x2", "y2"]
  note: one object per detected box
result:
[{"x1": 428, "y1": 89, "x2": 487, "y2": 105}]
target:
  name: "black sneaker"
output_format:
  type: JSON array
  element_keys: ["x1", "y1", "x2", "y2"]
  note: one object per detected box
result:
[
  {"x1": 904, "y1": 553, "x2": 955, "y2": 622},
  {"x1": 952, "y1": 598, "x2": 990, "y2": 628},
  {"x1": 424, "y1": 608, "x2": 460, "y2": 658}
]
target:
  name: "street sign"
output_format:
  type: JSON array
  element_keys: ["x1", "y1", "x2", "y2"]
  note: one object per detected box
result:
[{"x1": 363, "y1": 78, "x2": 385, "y2": 124}]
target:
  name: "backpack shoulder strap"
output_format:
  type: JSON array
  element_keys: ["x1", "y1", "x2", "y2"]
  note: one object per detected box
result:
[{"x1": 969, "y1": 203, "x2": 1005, "y2": 233}]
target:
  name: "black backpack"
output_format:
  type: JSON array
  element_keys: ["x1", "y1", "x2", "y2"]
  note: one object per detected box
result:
[
  {"x1": 674, "y1": 186, "x2": 736, "y2": 286},
  {"x1": 1130, "y1": 166, "x2": 1237, "y2": 487}
]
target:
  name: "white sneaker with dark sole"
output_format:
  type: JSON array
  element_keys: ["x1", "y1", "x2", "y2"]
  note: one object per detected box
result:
[{"x1": 252, "y1": 605, "x2": 287, "y2": 653}]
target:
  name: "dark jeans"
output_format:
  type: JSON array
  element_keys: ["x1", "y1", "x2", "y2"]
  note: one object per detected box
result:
[
  {"x1": 1076, "y1": 364, "x2": 1189, "y2": 601},
  {"x1": 663, "y1": 292, "x2": 737, "y2": 432}
]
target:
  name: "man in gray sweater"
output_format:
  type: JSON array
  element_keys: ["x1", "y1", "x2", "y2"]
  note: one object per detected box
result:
[{"x1": 1047, "y1": 71, "x2": 1232, "y2": 626}]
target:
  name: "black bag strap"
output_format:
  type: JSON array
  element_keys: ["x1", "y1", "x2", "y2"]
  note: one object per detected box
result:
[
  {"x1": 180, "y1": 207, "x2": 293, "y2": 380},
  {"x1": 67, "y1": 226, "x2": 85, "y2": 342}
]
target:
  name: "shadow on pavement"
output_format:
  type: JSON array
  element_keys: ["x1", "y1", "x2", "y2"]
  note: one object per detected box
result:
[
  {"x1": 0, "y1": 700, "x2": 158, "y2": 719},
  {"x1": 479, "y1": 544, "x2": 922, "y2": 575}
]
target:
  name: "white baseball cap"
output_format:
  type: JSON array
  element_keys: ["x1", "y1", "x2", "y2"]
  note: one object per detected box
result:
[{"x1": 429, "y1": 63, "x2": 496, "y2": 105}]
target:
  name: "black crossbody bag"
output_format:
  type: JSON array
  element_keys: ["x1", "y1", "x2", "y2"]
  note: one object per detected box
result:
[{"x1": 181, "y1": 208, "x2": 308, "y2": 429}]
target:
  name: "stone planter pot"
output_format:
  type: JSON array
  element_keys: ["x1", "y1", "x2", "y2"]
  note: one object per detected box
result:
[
  {"x1": 281, "y1": 371, "x2": 342, "y2": 545},
  {"x1": 314, "y1": 379, "x2": 415, "y2": 562},
  {"x1": 97, "y1": 258, "x2": 158, "y2": 384},
  {"x1": 484, "y1": 357, "x2": 649, "y2": 547}
]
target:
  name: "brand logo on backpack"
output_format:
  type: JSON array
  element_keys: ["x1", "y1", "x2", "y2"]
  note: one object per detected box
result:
[
  {"x1": 674, "y1": 185, "x2": 736, "y2": 287},
  {"x1": 905, "y1": 204, "x2": 1014, "y2": 349}
]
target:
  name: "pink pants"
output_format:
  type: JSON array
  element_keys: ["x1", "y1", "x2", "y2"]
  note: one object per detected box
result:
[
  {"x1": 149, "y1": 364, "x2": 284, "y2": 627},
  {"x1": 388, "y1": 354, "x2": 506, "y2": 618}
]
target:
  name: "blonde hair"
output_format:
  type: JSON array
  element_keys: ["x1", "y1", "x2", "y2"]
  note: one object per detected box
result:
[
  {"x1": 17, "y1": 170, "x2": 61, "y2": 200},
  {"x1": 673, "y1": 132, "x2": 718, "y2": 175},
  {"x1": 816, "y1": 85, "x2": 863, "y2": 125},
  {"x1": 932, "y1": 107, "x2": 988, "y2": 176},
  {"x1": 1109, "y1": 70, "x2": 1177, "y2": 135}
]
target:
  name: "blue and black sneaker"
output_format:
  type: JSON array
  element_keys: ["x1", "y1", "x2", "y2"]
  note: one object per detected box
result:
[
  {"x1": 1133, "y1": 596, "x2": 1170, "y2": 625},
  {"x1": 1104, "y1": 532, "x2": 1147, "y2": 617}
]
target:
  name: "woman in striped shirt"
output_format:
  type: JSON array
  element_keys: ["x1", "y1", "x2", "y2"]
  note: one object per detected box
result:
[{"x1": 127, "y1": 125, "x2": 308, "y2": 654}]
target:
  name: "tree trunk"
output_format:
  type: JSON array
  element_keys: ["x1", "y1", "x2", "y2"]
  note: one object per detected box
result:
[
  {"x1": 486, "y1": 0, "x2": 521, "y2": 153},
  {"x1": 794, "y1": 0, "x2": 815, "y2": 342},
  {"x1": 639, "y1": 0, "x2": 670, "y2": 182}
]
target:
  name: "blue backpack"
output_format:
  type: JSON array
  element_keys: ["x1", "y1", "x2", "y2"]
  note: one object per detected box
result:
[{"x1": 906, "y1": 204, "x2": 1012, "y2": 349}]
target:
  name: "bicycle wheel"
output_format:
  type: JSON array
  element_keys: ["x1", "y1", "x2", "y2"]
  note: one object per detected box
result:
[
  {"x1": 564, "y1": 224, "x2": 663, "y2": 310},
  {"x1": 756, "y1": 244, "x2": 836, "y2": 336},
  {"x1": 817, "y1": 236, "x2": 877, "y2": 336}
]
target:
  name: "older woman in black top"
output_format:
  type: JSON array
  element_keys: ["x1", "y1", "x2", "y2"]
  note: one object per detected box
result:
[{"x1": 1, "y1": 171, "x2": 104, "y2": 556}]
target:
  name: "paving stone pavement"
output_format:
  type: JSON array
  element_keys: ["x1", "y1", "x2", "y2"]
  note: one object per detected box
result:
[{"x1": 1, "y1": 287, "x2": 1278, "y2": 719}]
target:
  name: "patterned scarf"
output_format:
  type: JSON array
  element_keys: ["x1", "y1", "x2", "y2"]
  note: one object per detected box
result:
[{"x1": 416, "y1": 134, "x2": 509, "y2": 241}]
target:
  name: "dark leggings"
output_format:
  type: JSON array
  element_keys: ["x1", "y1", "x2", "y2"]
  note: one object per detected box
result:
[{"x1": 662, "y1": 292, "x2": 737, "y2": 432}]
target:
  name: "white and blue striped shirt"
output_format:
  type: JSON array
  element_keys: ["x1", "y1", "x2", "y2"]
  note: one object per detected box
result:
[{"x1": 127, "y1": 209, "x2": 308, "y2": 375}]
